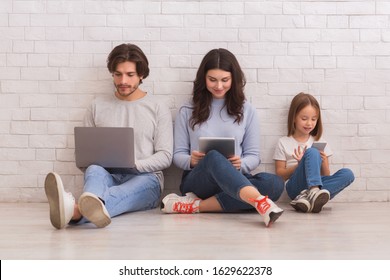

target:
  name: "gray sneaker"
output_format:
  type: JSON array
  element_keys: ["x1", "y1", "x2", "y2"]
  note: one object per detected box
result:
[
  {"x1": 308, "y1": 188, "x2": 330, "y2": 213},
  {"x1": 290, "y1": 190, "x2": 311, "y2": 213}
]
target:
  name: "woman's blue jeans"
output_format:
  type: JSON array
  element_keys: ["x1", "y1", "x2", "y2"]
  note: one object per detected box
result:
[
  {"x1": 180, "y1": 150, "x2": 284, "y2": 212},
  {"x1": 286, "y1": 148, "x2": 355, "y2": 200},
  {"x1": 76, "y1": 164, "x2": 160, "y2": 224}
]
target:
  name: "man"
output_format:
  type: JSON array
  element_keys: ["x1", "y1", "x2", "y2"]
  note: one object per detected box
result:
[{"x1": 45, "y1": 43, "x2": 173, "y2": 229}]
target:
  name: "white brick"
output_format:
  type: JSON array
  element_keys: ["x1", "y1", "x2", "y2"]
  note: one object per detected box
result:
[
  {"x1": 0, "y1": 27, "x2": 24, "y2": 40},
  {"x1": 359, "y1": 124, "x2": 390, "y2": 136},
  {"x1": 19, "y1": 161, "x2": 53, "y2": 175},
  {"x1": 0, "y1": 135, "x2": 28, "y2": 148},
  {"x1": 355, "y1": 43, "x2": 390, "y2": 56},
  {"x1": 28, "y1": 54, "x2": 49, "y2": 67},
  {"x1": 123, "y1": 1, "x2": 161, "y2": 14},
  {"x1": 282, "y1": 29, "x2": 321, "y2": 42},
  {"x1": 347, "y1": 83, "x2": 386, "y2": 96},
  {"x1": 162, "y1": 2, "x2": 199, "y2": 14},
  {"x1": 0, "y1": 67, "x2": 20, "y2": 79},
  {"x1": 360, "y1": 29, "x2": 381, "y2": 42},
  {"x1": 268, "y1": 83, "x2": 308, "y2": 95},
  {"x1": 69, "y1": 15, "x2": 107, "y2": 27},
  {"x1": 0, "y1": 148, "x2": 35, "y2": 160},
  {"x1": 29, "y1": 135, "x2": 67, "y2": 148},
  {"x1": 305, "y1": 16, "x2": 327, "y2": 28},
  {"x1": 257, "y1": 69, "x2": 279, "y2": 82},
  {"x1": 266, "y1": 15, "x2": 305, "y2": 28},
  {"x1": 24, "y1": 27, "x2": 45, "y2": 40},
  {"x1": 249, "y1": 42, "x2": 286, "y2": 55},
  {"x1": 260, "y1": 29, "x2": 282, "y2": 42},
  {"x1": 21, "y1": 67, "x2": 59, "y2": 81},
  {"x1": 376, "y1": 57, "x2": 390, "y2": 69},
  {"x1": 332, "y1": 43, "x2": 353, "y2": 55},
  {"x1": 350, "y1": 16, "x2": 388, "y2": 28},
  {"x1": 245, "y1": 2, "x2": 282, "y2": 14},
  {"x1": 239, "y1": 29, "x2": 259, "y2": 42},
  {"x1": 337, "y1": 56, "x2": 375, "y2": 69},
  {"x1": 9, "y1": 14, "x2": 29, "y2": 26},
  {"x1": 13, "y1": 1, "x2": 45, "y2": 13},
  {"x1": 20, "y1": 94, "x2": 57, "y2": 108},
  {"x1": 348, "y1": 110, "x2": 385, "y2": 124},
  {"x1": 36, "y1": 149, "x2": 55, "y2": 161},
  {"x1": 274, "y1": 56, "x2": 313, "y2": 68},
  {"x1": 321, "y1": 29, "x2": 359, "y2": 42},
  {"x1": 303, "y1": 69, "x2": 324, "y2": 82},
  {"x1": 279, "y1": 69, "x2": 302, "y2": 82},
  {"x1": 227, "y1": 15, "x2": 265, "y2": 28},
  {"x1": 11, "y1": 121, "x2": 47, "y2": 135},
  {"x1": 327, "y1": 16, "x2": 349, "y2": 29},
  {"x1": 85, "y1": 1, "x2": 123, "y2": 14},
  {"x1": 2, "y1": 81, "x2": 39, "y2": 93},
  {"x1": 146, "y1": 15, "x2": 183, "y2": 27},
  {"x1": 30, "y1": 14, "x2": 68, "y2": 27},
  {"x1": 46, "y1": 27, "x2": 83, "y2": 41},
  {"x1": 47, "y1": 1, "x2": 85, "y2": 14},
  {"x1": 325, "y1": 69, "x2": 364, "y2": 82}
]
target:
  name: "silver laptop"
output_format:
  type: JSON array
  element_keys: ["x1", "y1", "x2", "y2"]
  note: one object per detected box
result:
[
  {"x1": 74, "y1": 127, "x2": 135, "y2": 171},
  {"x1": 198, "y1": 137, "x2": 235, "y2": 158}
]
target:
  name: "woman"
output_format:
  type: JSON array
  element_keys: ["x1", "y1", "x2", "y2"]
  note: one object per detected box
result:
[{"x1": 161, "y1": 48, "x2": 284, "y2": 227}]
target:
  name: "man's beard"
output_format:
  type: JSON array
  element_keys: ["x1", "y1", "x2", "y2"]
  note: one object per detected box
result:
[{"x1": 114, "y1": 83, "x2": 139, "y2": 97}]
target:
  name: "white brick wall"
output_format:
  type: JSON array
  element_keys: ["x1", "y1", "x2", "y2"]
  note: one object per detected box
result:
[{"x1": 0, "y1": 0, "x2": 389, "y2": 202}]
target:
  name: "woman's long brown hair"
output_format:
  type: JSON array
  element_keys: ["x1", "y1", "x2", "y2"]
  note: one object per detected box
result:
[{"x1": 190, "y1": 48, "x2": 246, "y2": 130}]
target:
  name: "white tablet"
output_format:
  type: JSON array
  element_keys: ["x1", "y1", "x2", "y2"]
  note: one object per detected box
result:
[
  {"x1": 312, "y1": 141, "x2": 327, "y2": 151},
  {"x1": 198, "y1": 137, "x2": 235, "y2": 158}
]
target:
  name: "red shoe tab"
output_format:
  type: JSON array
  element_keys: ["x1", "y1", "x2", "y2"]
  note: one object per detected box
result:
[
  {"x1": 173, "y1": 201, "x2": 199, "y2": 214},
  {"x1": 249, "y1": 196, "x2": 270, "y2": 215}
]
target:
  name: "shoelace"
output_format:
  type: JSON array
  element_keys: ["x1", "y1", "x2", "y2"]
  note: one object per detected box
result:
[
  {"x1": 249, "y1": 196, "x2": 270, "y2": 215},
  {"x1": 173, "y1": 200, "x2": 199, "y2": 214}
]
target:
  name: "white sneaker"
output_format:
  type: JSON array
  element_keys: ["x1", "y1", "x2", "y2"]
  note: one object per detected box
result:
[
  {"x1": 78, "y1": 192, "x2": 111, "y2": 228},
  {"x1": 161, "y1": 192, "x2": 201, "y2": 214},
  {"x1": 290, "y1": 190, "x2": 311, "y2": 213},
  {"x1": 250, "y1": 196, "x2": 284, "y2": 227},
  {"x1": 308, "y1": 188, "x2": 330, "y2": 213},
  {"x1": 44, "y1": 172, "x2": 75, "y2": 229}
]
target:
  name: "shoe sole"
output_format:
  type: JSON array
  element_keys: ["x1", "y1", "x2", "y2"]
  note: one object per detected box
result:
[
  {"x1": 290, "y1": 201, "x2": 310, "y2": 213},
  {"x1": 44, "y1": 173, "x2": 65, "y2": 229},
  {"x1": 311, "y1": 191, "x2": 330, "y2": 213},
  {"x1": 267, "y1": 210, "x2": 284, "y2": 227},
  {"x1": 78, "y1": 193, "x2": 111, "y2": 228}
]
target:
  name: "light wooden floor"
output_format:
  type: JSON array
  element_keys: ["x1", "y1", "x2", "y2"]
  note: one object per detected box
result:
[{"x1": 1, "y1": 202, "x2": 390, "y2": 260}]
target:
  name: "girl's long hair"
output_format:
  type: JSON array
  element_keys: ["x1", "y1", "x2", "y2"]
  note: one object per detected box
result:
[
  {"x1": 287, "y1": 92, "x2": 323, "y2": 140},
  {"x1": 190, "y1": 48, "x2": 246, "y2": 129}
]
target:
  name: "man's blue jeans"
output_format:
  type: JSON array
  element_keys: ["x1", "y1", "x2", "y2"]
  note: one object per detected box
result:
[
  {"x1": 286, "y1": 148, "x2": 355, "y2": 200},
  {"x1": 180, "y1": 150, "x2": 284, "y2": 212},
  {"x1": 76, "y1": 165, "x2": 160, "y2": 224}
]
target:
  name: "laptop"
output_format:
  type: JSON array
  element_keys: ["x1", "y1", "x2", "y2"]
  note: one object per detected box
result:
[
  {"x1": 198, "y1": 136, "x2": 235, "y2": 158},
  {"x1": 74, "y1": 127, "x2": 135, "y2": 171}
]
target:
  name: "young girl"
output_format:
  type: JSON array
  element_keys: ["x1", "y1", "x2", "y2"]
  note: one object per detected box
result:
[
  {"x1": 273, "y1": 92, "x2": 354, "y2": 213},
  {"x1": 161, "y1": 48, "x2": 284, "y2": 227}
]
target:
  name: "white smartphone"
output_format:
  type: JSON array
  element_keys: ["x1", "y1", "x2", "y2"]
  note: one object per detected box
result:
[{"x1": 312, "y1": 142, "x2": 327, "y2": 151}]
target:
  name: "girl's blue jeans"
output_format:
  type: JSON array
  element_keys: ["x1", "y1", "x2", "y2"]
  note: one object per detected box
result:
[
  {"x1": 76, "y1": 164, "x2": 160, "y2": 224},
  {"x1": 286, "y1": 148, "x2": 355, "y2": 200},
  {"x1": 180, "y1": 150, "x2": 284, "y2": 212}
]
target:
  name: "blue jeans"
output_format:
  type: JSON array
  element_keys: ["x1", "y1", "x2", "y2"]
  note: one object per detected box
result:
[
  {"x1": 76, "y1": 165, "x2": 160, "y2": 224},
  {"x1": 286, "y1": 148, "x2": 355, "y2": 200},
  {"x1": 180, "y1": 150, "x2": 284, "y2": 212}
]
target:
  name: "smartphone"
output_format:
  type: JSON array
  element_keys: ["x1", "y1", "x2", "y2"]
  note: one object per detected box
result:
[{"x1": 312, "y1": 142, "x2": 327, "y2": 151}]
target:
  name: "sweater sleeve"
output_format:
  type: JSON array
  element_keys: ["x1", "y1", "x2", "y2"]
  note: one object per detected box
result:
[
  {"x1": 173, "y1": 106, "x2": 192, "y2": 170},
  {"x1": 240, "y1": 105, "x2": 261, "y2": 174},
  {"x1": 135, "y1": 104, "x2": 173, "y2": 173}
]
